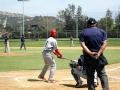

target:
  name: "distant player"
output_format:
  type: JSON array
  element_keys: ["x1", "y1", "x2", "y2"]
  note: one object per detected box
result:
[
  {"x1": 70, "y1": 35, "x2": 74, "y2": 47},
  {"x1": 38, "y1": 28, "x2": 64, "y2": 83},
  {"x1": 20, "y1": 34, "x2": 26, "y2": 50},
  {"x1": 3, "y1": 32, "x2": 10, "y2": 53}
]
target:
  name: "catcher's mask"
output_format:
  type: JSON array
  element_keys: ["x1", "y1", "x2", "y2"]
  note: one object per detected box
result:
[{"x1": 69, "y1": 60, "x2": 78, "y2": 68}]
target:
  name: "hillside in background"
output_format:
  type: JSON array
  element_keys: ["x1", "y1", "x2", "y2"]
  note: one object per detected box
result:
[{"x1": 0, "y1": 11, "x2": 58, "y2": 38}]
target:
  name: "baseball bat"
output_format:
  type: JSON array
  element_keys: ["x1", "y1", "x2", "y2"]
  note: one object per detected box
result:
[{"x1": 63, "y1": 58, "x2": 71, "y2": 61}]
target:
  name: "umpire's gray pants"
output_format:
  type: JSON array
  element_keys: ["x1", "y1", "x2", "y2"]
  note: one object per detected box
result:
[
  {"x1": 40, "y1": 51, "x2": 56, "y2": 80},
  {"x1": 86, "y1": 65, "x2": 109, "y2": 90}
]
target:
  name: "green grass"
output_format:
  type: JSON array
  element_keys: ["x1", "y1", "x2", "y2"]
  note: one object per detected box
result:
[
  {"x1": 0, "y1": 47, "x2": 120, "y2": 72},
  {"x1": 0, "y1": 38, "x2": 120, "y2": 47},
  {"x1": 104, "y1": 49, "x2": 120, "y2": 64},
  {"x1": 107, "y1": 38, "x2": 120, "y2": 46}
]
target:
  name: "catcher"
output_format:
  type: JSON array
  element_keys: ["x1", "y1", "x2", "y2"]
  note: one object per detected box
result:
[{"x1": 70, "y1": 55, "x2": 98, "y2": 88}]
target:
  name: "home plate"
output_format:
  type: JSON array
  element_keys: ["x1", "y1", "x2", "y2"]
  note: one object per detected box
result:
[{"x1": 13, "y1": 76, "x2": 32, "y2": 88}]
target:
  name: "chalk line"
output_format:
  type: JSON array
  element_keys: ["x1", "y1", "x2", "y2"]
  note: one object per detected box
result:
[{"x1": 107, "y1": 67, "x2": 120, "y2": 72}]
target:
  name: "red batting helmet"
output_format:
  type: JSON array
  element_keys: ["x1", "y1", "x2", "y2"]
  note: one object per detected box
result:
[{"x1": 50, "y1": 28, "x2": 57, "y2": 37}]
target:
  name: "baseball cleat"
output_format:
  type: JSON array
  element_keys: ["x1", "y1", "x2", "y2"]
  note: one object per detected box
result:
[
  {"x1": 38, "y1": 75, "x2": 46, "y2": 81},
  {"x1": 47, "y1": 80, "x2": 58, "y2": 83},
  {"x1": 94, "y1": 82, "x2": 99, "y2": 87},
  {"x1": 75, "y1": 82, "x2": 83, "y2": 88}
]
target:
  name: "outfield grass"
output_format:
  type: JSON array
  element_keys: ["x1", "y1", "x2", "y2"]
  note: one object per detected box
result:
[
  {"x1": 0, "y1": 47, "x2": 120, "y2": 72},
  {"x1": 0, "y1": 38, "x2": 120, "y2": 47}
]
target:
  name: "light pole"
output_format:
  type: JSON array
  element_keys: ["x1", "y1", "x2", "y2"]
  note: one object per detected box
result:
[
  {"x1": 46, "y1": 16, "x2": 49, "y2": 38},
  {"x1": 75, "y1": 15, "x2": 78, "y2": 38},
  {"x1": 118, "y1": 7, "x2": 120, "y2": 38},
  {"x1": 18, "y1": 0, "x2": 29, "y2": 36},
  {"x1": 105, "y1": 15, "x2": 108, "y2": 35}
]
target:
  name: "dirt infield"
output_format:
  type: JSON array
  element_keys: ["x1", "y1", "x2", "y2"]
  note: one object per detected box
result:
[{"x1": 0, "y1": 63, "x2": 120, "y2": 90}]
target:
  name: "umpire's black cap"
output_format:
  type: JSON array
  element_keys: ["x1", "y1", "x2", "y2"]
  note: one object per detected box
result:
[{"x1": 87, "y1": 18, "x2": 97, "y2": 25}]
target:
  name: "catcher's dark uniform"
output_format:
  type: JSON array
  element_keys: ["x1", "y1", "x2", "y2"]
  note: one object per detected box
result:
[
  {"x1": 70, "y1": 55, "x2": 98, "y2": 88},
  {"x1": 20, "y1": 35, "x2": 26, "y2": 50}
]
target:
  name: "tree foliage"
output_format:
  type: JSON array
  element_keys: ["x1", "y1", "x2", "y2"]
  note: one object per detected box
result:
[{"x1": 57, "y1": 4, "x2": 88, "y2": 37}]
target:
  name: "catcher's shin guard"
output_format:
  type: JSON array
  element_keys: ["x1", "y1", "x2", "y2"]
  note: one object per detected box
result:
[{"x1": 71, "y1": 68, "x2": 83, "y2": 86}]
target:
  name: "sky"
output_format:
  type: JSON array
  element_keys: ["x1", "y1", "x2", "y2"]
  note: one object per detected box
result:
[{"x1": 0, "y1": 0, "x2": 120, "y2": 20}]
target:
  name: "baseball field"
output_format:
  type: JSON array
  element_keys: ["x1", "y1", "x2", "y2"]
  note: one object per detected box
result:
[{"x1": 0, "y1": 38, "x2": 120, "y2": 90}]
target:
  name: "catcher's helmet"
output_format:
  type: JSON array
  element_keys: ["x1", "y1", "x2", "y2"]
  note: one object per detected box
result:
[
  {"x1": 50, "y1": 28, "x2": 57, "y2": 37},
  {"x1": 69, "y1": 60, "x2": 78, "y2": 68}
]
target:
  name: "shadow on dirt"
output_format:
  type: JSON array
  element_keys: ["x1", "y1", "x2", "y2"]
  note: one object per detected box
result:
[
  {"x1": 61, "y1": 84, "x2": 88, "y2": 88},
  {"x1": 27, "y1": 79, "x2": 43, "y2": 82}
]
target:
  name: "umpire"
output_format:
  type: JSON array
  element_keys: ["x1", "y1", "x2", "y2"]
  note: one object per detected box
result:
[{"x1": 79, "y1": 18, "x2": 109, "y2": 90}]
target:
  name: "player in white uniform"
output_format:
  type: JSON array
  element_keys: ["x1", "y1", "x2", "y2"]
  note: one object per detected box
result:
[
  {"x1": 38, "y1": 28, "x2": 64, "y2": 83},
  {"x1": 4, "y1": 32, "x2": 10, "y2": 53}
]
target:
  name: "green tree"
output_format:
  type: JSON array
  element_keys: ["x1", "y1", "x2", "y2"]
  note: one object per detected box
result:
[
  {"x1": 106, "y1": 9, "x2": 114, "y2": 31},
  {"x1": 98, "y1": 18, "x2": 106, "y2": 30},
  {"x1": 115, "y1": 10, "x2": 120, "y2": 38},
  {"x1": 57, "y1": 4, "x2": 87, "y2": 37},
  {"x1": 64, "y1": 4, "x2": 76, "y2": 32},
  {"x1": 98, "y1": 9, "x2": 113, "y2": 31},
  {"x1": 77, "y1": 7, "x2": 88, "y2": 31}
]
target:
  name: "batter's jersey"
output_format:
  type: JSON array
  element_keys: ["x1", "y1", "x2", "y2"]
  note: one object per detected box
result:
[{"x1": 43, "y1": 37, "x2": 58, "y2": 52}]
